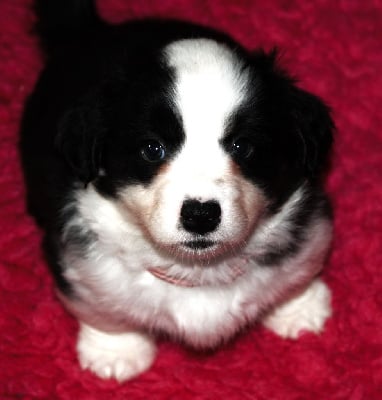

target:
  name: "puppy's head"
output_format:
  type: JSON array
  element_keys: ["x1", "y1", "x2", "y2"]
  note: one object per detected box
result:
[{"x1": 57, "y1": 38, "x2": 333, "y2": 263}]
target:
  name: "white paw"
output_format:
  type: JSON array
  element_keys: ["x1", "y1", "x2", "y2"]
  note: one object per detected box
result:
[
  {"x1": 262, "y1": 279, "x2": 332, "y2": 339},
  {"x1": 77, "y1": 324, "x2": 156, "y2": 382}
]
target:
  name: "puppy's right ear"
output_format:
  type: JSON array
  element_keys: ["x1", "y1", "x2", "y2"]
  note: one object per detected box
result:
[{"x1": 56, "y1": 94, "x2": 105, "y2": 184}]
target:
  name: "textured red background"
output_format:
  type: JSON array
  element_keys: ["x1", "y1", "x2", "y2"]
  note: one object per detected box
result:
[{"x1": 1, "y1": 0, "x2": 382, "y2": 398}]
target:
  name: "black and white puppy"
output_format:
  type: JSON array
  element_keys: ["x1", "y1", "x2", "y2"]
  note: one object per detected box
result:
[{"x1": 20, "y1": 0, "x2": 334, "y2": 381}]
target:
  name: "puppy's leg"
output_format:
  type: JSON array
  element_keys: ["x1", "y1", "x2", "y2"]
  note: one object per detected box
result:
[
  {"x1": 77, "y1": 323, "x2": 156, "y2": 381},
  {"x1": 262, "y1": 278, "x2": 332, "y2": 339}
]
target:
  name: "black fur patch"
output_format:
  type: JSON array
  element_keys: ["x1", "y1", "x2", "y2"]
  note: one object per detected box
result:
[{"x1": 254, "y1": 188, "x2": 332, "y2": 266}]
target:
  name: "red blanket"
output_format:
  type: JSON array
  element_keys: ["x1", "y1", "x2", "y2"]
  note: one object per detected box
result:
[{"x1": 1, "y1": 0, "x2": 381, "y2": 398}]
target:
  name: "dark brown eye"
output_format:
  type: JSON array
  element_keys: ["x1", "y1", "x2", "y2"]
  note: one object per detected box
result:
[
  {"x1": 231, "y1": 137, "x2": 254, "y2": 160},
  {"x1": 140, "y1": 140, "x2": 166, "y2": 162}
]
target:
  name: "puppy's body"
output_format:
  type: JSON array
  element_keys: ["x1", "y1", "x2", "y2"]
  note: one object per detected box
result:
[{"x1": 20, "y1": 0, "x2": 334, "y2": 381}]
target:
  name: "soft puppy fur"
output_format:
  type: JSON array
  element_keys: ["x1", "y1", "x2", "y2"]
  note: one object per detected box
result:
[{"x1": 20, "y1": 0, "x2": 334, "y2": 381}]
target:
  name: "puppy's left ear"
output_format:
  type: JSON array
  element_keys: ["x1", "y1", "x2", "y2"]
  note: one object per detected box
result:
[
  {"x1": 252, "y1": 49, "x2": 334, "y2": 178},
  {"x1": 56, "y1": 91, "x2": 105, "y2": 185},
  {"x1": 290, "y1": 86, "x2": 334, "y2": 178}
]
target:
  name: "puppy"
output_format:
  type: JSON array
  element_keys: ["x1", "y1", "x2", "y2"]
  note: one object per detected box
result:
[{"x1": 20, "y1": 0, "x2": 334, "y2": 381}]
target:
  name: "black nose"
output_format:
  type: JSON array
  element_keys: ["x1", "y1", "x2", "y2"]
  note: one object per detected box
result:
[{"x1": 180, "y1": 199, "x2": 221, "y2": 235}]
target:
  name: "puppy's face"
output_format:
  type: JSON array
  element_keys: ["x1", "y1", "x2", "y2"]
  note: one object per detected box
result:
[
  {"x1": 115, "y1": 40, "x2": 266, "y2": 261},
  {"x1": 58, "y1": 39, "x2": 333, "y2": 263}
]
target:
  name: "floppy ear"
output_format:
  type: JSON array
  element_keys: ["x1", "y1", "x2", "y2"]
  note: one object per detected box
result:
[
  {"x1": 251, "y1": 49, "x2": 334, "y2": 179},
  {"x1": 290, "y1": 86, "x2": 334, "y2": 178},
  {"x1": 56, "y1": 93, "x2": 105, "y2": 184}
]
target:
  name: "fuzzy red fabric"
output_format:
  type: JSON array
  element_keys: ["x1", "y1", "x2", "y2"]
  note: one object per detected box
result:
[{"x1": 1, "y1": 0, "x2": 381, "y2": 398}]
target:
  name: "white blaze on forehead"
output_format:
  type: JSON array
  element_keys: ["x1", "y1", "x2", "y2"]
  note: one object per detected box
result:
[{"x1": 164, "y1": 39, "x2": 250, "y2": 143}]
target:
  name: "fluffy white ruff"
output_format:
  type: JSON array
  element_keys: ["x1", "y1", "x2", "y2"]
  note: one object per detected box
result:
[{"x1": 59, "y1": 183, "x2": 332, "y2": 381}]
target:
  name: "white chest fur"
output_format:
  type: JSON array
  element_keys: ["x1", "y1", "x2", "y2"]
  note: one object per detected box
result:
[{"x1": 60, "y1": 185, "x2": 331, "y2": 347}]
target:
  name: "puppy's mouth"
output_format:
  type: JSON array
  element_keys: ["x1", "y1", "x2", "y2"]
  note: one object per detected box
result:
[
  {"x1": 175, "y1": 239, "x2": 227, "y2": 263},
  {"x1": 183, "y1": 239, "x2": 216, "y2": 250}
]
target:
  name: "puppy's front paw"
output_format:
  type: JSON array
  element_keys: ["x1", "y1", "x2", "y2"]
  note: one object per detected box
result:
[
  {"x1": 262, "y1": 278, "x2": 332, "y2": 339},
  {"x1": 77, "y1": 323, "x2": 156, "y2": 382}
]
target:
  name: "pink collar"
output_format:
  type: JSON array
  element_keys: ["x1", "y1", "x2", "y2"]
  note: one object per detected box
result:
[{"x1": 148, "y1": 264, "x2": 245, "y2": 288}]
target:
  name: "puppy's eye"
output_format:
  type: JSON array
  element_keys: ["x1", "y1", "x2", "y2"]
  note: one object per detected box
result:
[
  {"x1": 140, "y1": 140, "x2": 166, "y2": 162},
  {"x1": 230, "y1": 137, "x2": 254, "y2": 160}
]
